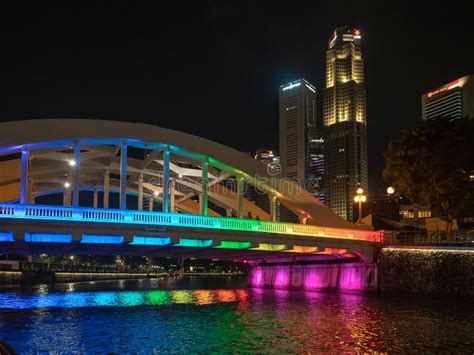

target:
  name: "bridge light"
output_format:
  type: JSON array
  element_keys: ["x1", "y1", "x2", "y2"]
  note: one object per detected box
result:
[
  {"x1": 64, "y1": 182, "x2": 70, "y2": 188},
  {"x1": 178, "y1": 174, "x2": 183, "y2": 179},
  {"x1": 153, "y1": 191, "x2": 159, "y2": 196},
  {"x1": 68, "y1": 159, "x2": 76, "y2": 167},
  {"x1": 361, "y1": 195, "x2": 367, "y2": 202},
  {"x1": 356, "y1": 187, "x2": 364, "y2": 194},
  {"x1": 354, "y1": 195, "x2": 360, "y2": 203}
]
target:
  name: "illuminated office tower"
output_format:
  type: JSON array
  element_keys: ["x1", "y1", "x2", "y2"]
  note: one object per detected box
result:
[
  {"x1": 279, "y1": 78, "x2": 323, "y2": 221},
  {"x1": 323, "y1": 26, "x2": 368, "y2": 221},
  {"x1": 421, "y1": 75, "x2": 474, "y2": 121},
  {"x1": 279, "y1": 79, "x2": 318, "y2": 183}
]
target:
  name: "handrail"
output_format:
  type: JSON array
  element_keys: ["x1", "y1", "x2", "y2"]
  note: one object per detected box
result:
[{"x1": 0, "y1": 203, "x2": 383, "y2": 243}]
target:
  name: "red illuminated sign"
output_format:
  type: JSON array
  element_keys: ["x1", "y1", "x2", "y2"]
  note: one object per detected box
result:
[{"x1": 427, "y1": 79, "x2": 459, "y2": 98}]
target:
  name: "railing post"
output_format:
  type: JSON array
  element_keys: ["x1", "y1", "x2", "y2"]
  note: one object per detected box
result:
[
  {"x1": 162, "y1": 146, "x2": 170, "y2": 213},
  {"x1": 103, "y1": 170, "x2": 110, "y2": 209},
  {"x1": 120, "y1": 140, "x2": 128, "y2": 210},
  {"x1": 20, "y1": 146, "x2": 29, "y2": 204},
  {"x1": 138, "y1": 173, "x2": 144, "y2": 211},
  {"x1": 200, "y1": 159, "x2": 208, "y2": 216},
  {"x1": 72, "y1": 140, "x2": 81, "y2": 207}
]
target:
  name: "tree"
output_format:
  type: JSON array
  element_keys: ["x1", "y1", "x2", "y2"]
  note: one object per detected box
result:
[{"x1": 383, "y1": 117, "x2": 474, "y2": 237}]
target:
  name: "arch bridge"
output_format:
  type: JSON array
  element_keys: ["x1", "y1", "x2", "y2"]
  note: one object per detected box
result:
[{"x1": 0, "y1": 119, "x2": 382, "y2": 262}]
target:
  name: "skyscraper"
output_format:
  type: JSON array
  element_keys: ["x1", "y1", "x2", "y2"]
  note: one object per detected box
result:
[
  {"x1": 421, "y1": 75, "x2": 474, "y2": 121},
  {"x1": 279, "y1": 78, "x2": 324, "y2": 222},
  {"x1": 323, "y1": 26, "x2": 368, "y2": 221}
]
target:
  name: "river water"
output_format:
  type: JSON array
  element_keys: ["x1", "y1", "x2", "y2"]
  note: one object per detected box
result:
[{"x1": 0, "y1": 277, "x2": 473, "y2": 353}]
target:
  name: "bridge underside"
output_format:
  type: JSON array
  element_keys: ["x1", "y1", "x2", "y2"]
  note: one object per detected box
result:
[{"x1": 0, "y1": 241, "x2": 359, "y2": 264}]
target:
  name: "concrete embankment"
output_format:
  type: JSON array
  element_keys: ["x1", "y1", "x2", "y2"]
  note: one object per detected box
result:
[
  {"x1": 0, "y1": 271, "x2": 166, "y2": 285},
  {"x1": 248, "y1": 247, "x2": 474, "y2": 296},
  {"x1": 377, "y1": 247, "x2": 474, "y2": 297},
  {"x1": 249, "y1": 263, "x2": 378, "y2": 291}
]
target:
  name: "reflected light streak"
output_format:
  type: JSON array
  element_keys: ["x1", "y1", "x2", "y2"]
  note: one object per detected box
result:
[{"x1": 193, "y1": 290, "x2": 214, "y2": 305}]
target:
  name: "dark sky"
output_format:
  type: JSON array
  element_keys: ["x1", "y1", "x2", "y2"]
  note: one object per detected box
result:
[{"x1": 1, "y1": 1, "x2": 473, "y2": 194}]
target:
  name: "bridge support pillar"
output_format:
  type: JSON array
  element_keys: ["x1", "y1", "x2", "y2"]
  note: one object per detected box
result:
[
  {"x1": 72, "y1": 140, "x2": 81, "y2": 207},
  {"x1": 200, "y1": 159, "x2": 208, "y2": 216},
  {"x1": 103, "y1": 170, "x2": 110, "y2": 209},
  {"x1": 20, "y1": 146, "x2": 29, "y2": 204},
  {"x1": 148, "y1": 194, "x2": 154, "y2": 211},
  {"x1": 93, "y1": 189, "x2": 98, "y2": 208},
  {"x1": 170, "y1": 179, "x2": 176, "y2": 212},
  {"x1": 119, "y1": 141, "x2": 128, "y2": 210},
  {"x1": 162, "y1": 146, "x2": 170, "y2": 212},
  {"x1": 27, "y1": 177, "x2": 34, "y2": 204},
  {"x1": 138, "y1": 173, "x2": 144, "y2": 211},
  {"x1": 237, "y1": 176, "x2": 244, "y2": 218},
  {"x1": 63, "y1": 179, "x2": 72, "y2": 206},
  {"x1": 269, "y1": 194, "x2": 277, "y2": 222}
]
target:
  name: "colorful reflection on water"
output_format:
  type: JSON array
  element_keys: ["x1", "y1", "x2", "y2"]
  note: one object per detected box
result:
[
  {"x1": 0, "y1": 278, "x2": 473, "y2": 353},
  {"x1": 0, "y1": 288, "x2": 249, "y2": 309}
]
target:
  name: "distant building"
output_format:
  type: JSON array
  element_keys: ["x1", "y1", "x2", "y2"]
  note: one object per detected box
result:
[
  {"x1": 244, "y1": 148, "x2": 281, "y2": 221},
  {"x1": 323, "y1": 26, "x2": 368, "y2": 221},
  {"x1": 279, "y1": 78, "x2": 323, "y2": 222},
  {"x1": 421, "y1": 75, "x2": 474, "y2": 121},
  {"x1": 279, "y1": 78, "x2": 318, "y2": 183},
  {"x1": 254, "y1": 148, "x2": 276, "y2": 164},
  {"x1": 307, "y1": 130, "x2": 325, "y2": 203}
]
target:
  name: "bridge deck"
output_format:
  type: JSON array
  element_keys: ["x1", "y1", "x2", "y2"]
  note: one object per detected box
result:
[{"x1": 0, "y1": 203, "x2": 382, "y2": 260}]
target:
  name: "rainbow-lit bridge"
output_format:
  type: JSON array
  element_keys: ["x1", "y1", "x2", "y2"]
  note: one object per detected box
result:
[{"x1": 0, "y1": 119, "x2": 382, "y2": 265}]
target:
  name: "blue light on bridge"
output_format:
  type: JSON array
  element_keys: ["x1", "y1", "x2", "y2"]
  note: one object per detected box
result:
[
  {"x1": 24, "y1": 233, "x2": 72, "y2": 243},
  {"x1": 81, "y1": 235, "x2": 124, "y2": 244},
  {"x1": 177, "y1": 238, "x2": 213, "y2": 247},
  {"x1": 0, "y1": 232, "x2": 14, "y2": 242},
  {"x1": 130, "y1": 236, "x2": 171, "y2": 246}
]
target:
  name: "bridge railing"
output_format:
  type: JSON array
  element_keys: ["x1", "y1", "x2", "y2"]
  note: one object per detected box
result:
[{"x1": 0, "y1": 203, "x2": 383, "y2": 243}]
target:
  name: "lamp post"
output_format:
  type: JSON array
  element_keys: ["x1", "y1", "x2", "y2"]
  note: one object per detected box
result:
[
  {"x1": 386, "y1": 186, "x2": 395, "y2": 201},
  {"x1": 354, "y1": 187, "x2": 367, "y2": 224}
]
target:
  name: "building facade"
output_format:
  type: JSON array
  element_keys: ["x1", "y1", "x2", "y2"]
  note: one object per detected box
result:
[
  {"x1": 279, "y1": 78, "x2": 324, "y2": 205},
  {"x1": 244, "y1": 148, "x2": 281, "y2": 220},
  {"x1": 323, "y1": 26, "x2": 368, "y2": 221},
  {"x1": 421, "y1": 75, "x2": 474, "y2": 121}
]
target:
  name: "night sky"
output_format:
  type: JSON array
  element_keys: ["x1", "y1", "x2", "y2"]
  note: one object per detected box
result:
[{"x1": 1, "y1": 1, "x2": 473, "y2": 194}]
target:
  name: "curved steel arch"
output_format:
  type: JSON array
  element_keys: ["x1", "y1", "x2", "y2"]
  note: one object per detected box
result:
[{"x1": 0, "y1": 118, "x2": 359, "y2": 229}]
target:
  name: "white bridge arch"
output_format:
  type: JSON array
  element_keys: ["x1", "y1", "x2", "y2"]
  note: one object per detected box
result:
[{"x1": 0, "y1": 118, "x2": 359, "y2": 229}]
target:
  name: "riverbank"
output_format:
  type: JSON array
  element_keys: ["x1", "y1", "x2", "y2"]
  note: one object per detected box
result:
[{"x1": 0, "y1": 271, "x2": 168, "y2": 286}]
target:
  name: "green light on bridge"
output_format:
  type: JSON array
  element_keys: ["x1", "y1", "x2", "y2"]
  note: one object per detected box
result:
[
  {"x1": 176, "y1": 238, "x2": 213, "y2": 247},
  {"x1": 215, "y1": 241, "x2": 253, "y2": 249}
]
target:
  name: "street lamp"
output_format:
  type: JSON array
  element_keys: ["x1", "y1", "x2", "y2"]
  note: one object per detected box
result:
[
  {"x1": 354, "y1": 188, "x2": 367, "y2": 224},
  {"x1": 387, "y1": 186, "x2": 395, "y2": 195}
]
